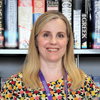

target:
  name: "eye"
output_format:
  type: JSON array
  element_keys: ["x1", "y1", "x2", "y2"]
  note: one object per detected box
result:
[
  {"x1": 58, "y1": 34, "x2": 64, "y2": 38},
  {"x1": 43, "y1": 33, "x2": 49, "y2": 37}
]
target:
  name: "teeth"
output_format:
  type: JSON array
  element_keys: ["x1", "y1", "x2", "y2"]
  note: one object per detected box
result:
[{"x1": 48, "y1": 49, "x2": 58, "y2": 51}]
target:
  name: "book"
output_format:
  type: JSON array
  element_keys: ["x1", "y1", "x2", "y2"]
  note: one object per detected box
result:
[
  {"x1": 45, "y1": 0, "x2": 59, "y2": 11},
  {"x1": 87, "y1": 0, "x2": 93, "y2": 49},
  {"x1": 4, "y1": 0, "x2": 18, "y2": 48},
  {"x1": 73, "y1": 0, "x2": 82, "y2": 10},
  {"x1": 73, "y1": 10, "x2": 81, "y2": 49},
  {"x1": 81, "y1": 13, "x2": 87, "y2": 49},
  {"x1": 62, "y1": 0, "x2": 73, "y2": 26},
  {"x1": 33, "y1": 0, "x2": 45, "y2": 25},
  {"x1": 18, "y1": 0, "x2": 33, "y2": 49},
  {"x1": 0, "y1": 0, "x2": 4, "y2": 48},
  {"x1": 73, "y1": 0, "x2": 83, "y2": 49},
  {"x1": 91, "y1": 0, "x2": 100, "y2": 49}
]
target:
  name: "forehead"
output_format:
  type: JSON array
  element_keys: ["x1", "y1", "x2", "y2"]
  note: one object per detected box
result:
[{"x1": 41, "y1": 18, "x2": 66, "y2": 30}]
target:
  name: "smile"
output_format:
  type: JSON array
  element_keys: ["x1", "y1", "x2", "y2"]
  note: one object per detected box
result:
[{"x1": 47, "y1": 48, "x2": 59, "y2": 51}]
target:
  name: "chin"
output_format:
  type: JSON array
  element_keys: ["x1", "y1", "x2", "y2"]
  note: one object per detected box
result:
[{"x1": 47, "y1": 58, "x2": 61, "y2": 62}]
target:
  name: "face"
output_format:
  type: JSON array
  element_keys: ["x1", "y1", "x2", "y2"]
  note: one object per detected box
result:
[{"x1": 36, "y1": 18, "x2": 68, "y2": 63}]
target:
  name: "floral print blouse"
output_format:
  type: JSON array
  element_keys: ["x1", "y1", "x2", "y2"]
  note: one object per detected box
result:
[{"x1": 0, "y1": 72, "x2": 100, "y2": 100}]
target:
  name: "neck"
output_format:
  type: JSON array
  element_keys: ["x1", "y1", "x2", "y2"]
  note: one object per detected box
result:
[{"x1": 40, "y1": 60, "x2": 64, "y2": 82}]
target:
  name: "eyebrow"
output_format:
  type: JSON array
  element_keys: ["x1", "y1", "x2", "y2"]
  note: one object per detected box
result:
[
  {"x1": 57, "y1": 32, "x2": 66, "y2": 34},
  {"x1": 40, "y1": 31, "x2": 50, "y2": 33},
  {"x1": 40, "y1": 30, "x2": 66, "y2": 34}
]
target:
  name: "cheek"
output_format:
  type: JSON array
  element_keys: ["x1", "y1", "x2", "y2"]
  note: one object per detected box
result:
[
  {"x1": 37, "y1": 39, "x2": 49, "y2": 47},
  {"x1": 60, "y1": 40, "x2": 68, "y2": 47}
]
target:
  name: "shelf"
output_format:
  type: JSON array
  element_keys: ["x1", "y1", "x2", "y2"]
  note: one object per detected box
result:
[
  {"x1": 0, "y1": 49, "x2": 100, "y2": 54},
  {"x1": 0, "y1": 49, "x2": 28, "y2": 54},
  {"x1": 74, "y1": 49, "x2": 100, "y2": 54}
]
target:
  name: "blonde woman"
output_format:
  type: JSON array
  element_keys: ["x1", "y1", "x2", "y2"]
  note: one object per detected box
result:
[{"x1": 0, "y1": 11, "x2": 100, "y2": 100}]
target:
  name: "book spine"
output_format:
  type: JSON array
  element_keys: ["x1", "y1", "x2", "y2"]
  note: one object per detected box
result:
[
  {"x1": 0, "y1": 0, "x2": 4, "y2": 48},
  {"x1": 92, "y1": 0, "x2": 100, "y2": 49},
  {"x1": 73, "y1": 10, "x2": 81, "y2": 49},
  {"x1": 62, "y1": 0, "x2": 72, "y2": 26},
  {"x1": 45, "y1": 0, "x2": 59, "y2": 11},
  {"x1": 18, "y1": 0, "x2": 33, "y2": 49},
  {"x1": 4, "y1": 0, "x2": 18, "y2": 48},
  {"x1": 87, "y1": 0, "x2": 92, "y2": 49},
  {"x1": 81, "y1": 13, "x2": 87, "y2": 49},
  {"x1": 33, "y1": 0, "x2": 45, "y2": 25}
]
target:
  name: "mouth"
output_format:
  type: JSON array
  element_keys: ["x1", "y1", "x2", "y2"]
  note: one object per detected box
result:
[{"x1": 47, "y1": 48, "x2": 59, "y2": 52}]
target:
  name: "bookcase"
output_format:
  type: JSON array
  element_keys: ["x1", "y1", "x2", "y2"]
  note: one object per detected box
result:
[
  {"x1": 0, "y1": 1, "x2": 100, "y2": 100},
  {"x1": 0, "y1": 49, "x2": 100, "y2": 78},
  {"x1": 0, "y1": 0, "x2": 100, "y2": 86}
]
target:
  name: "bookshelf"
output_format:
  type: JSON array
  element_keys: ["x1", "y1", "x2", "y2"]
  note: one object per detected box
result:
[
  {"x1": 0, "y1": 49, "x2": 100, "y2": 54},
  {"x1": 0, "y1": 1, "x2": 100, "y2": 95},
  {"x1": 0, "y1": 49, "x2": 100, "y2": 77},
  {"x1": 74, "y1": 49, "x2": 100, "y2": 54},
  {"x1": 0, "y1": 49, "x2": 28, "y2": 54},
  {"x1": 0, "y1": 48, "x2": 100, "y2": 78}
]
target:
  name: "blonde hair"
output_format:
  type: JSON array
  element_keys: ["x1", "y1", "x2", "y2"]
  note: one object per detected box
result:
[{"x1": 23, "y1": 11, "x2": 85, "y2": 90}]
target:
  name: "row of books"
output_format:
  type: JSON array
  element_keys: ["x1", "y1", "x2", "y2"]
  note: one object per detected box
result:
[
  {"x1": 0, "y1": 0, "x2": 100, "y2": 49},
  {"x1": 0, "y1": 0, "x2": 62, "y2": 49},
  {"x1": 73, "y1": 0, "x2": 100, "y2": 49}
]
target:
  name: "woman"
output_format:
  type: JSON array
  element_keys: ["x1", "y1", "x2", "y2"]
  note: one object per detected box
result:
[{"x1": 0, "y1": 11, "x2": 100, "y2": 100}]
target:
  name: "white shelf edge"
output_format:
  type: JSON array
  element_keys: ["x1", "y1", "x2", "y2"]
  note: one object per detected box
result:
[
  {"x1": 74, "y1": 49, "x2": 100, "y2": 54},
  {"x1": 0, "y1": 49, "x2": 28, "y2": 54},
  {"x1": 0, "y1": 49, "x2": 100, "y2": 54}
]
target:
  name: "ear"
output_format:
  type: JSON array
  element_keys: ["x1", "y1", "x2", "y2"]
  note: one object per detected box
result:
[
  {"x1": 35, "y1": 39, "x2": 38, "y2": 46},
  {"x1": 36, "y1": 42, "x2": 38, "y2": 46}
]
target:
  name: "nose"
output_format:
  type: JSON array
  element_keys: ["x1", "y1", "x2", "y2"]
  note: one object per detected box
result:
[{"x1": 50, "y1": 36, "x2": 57, "y2": 44}]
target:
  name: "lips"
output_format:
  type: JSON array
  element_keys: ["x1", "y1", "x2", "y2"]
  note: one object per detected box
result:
[{"x1": 47, "y1": 48, "x2": 59, "y2": 51}]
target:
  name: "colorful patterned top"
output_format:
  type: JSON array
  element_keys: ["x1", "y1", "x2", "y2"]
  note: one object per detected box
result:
[{"x1": 0, "y1": 72, "x2": 100, "y2": 100}]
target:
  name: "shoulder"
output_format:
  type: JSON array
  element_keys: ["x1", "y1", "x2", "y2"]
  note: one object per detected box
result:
[
  {"x1": 83, "y1": 74, "x2": 100, "y2": 98},
  {"x1": 84, "y1": 74, "x2": 93, "y2": 83},
  {"x1": 0, "y1": 72, "x2": 24, "y2": 99},
  {"x1": 0, "y1": 72, "x2": 23, "y2": 92},
  {"x1": 84, "y1": 74, "x2": 99, "y2": 89},
  {"x1": 5, "y1": 72, "x2": 23, "y2": 85},
  {"x1": 9, "y1": 72, "x2": 23, "y2": 81},
  {"x1": 84, "y1": 74, "x2": 97, "y2": 86}
]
